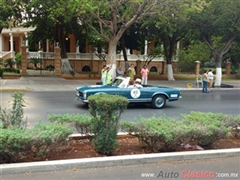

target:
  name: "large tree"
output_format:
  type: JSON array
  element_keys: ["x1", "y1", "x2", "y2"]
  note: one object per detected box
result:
[
  {"x1": 0, "y1": 0, "x2": 23, "y2": 34},
  {"x1": 22, "y1": 0, "x2": 89, "y2": 73},
  {"x1": 23, "y1": 0, "x2": 85, "y2": 57},
  {"x1": 189, "y1": 0, "x2": 240, "y2": 86},
  {"x1": 141, "y1": 0, "x2": 200, "y2": 80},
  {"x1": 75, "y1": 0, "x2": 180, "y2": 78}
]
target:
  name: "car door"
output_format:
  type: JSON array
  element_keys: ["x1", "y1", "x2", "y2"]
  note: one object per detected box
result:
[{"x1": 119, "y1": 87, "x2": 151, "y2": 103}]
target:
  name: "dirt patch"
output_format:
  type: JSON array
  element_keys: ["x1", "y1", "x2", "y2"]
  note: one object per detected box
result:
[{"x1": 1, "y1": 135, "x2": 240, "y2": 164}]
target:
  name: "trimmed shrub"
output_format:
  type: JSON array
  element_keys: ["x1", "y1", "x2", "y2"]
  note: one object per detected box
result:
[
  {"x1": 0, "y1": 127, "x2": 32, "y2": 163},
  {"x1": 29, "y1": 122, "x2": 73, "y2": 158},
  {"x1": 121, "y1": 116, "x2": 193, "y2": 152},
  {"x1": 218, "y1": 114, "x2": 240, "y2": 138},
  {"x1": 181, "y1": 112, "x2": 230, "y2": 147},
  {"x1": 48, "y1": 113, "x2": 93, "y2": 135},
  {"x1": 88, "y1": 94, "x2": 129, "y2": 155},
  {"x1": 0, "y1": 122, "x2": 73, "y2": 163}
]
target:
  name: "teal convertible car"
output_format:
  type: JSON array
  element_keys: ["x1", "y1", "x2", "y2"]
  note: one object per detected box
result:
[{"x1": 76, "y1": 77, "x2": 182, "y2": 109}]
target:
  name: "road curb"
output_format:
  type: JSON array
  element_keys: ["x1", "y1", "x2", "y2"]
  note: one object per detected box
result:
[
  {"x1": 1, "y1": 148, "x2": 240, "y2": 174},
  {"x1": 0, "y1": 88, "x2": 32, "y2": 92}
]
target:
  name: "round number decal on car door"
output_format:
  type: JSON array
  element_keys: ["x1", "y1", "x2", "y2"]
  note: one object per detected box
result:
[{"x1": 130, "y1": 89, "x2": 141, "y2": 98}]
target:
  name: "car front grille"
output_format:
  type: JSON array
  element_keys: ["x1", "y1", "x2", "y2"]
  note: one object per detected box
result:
[{"x1": 79, "y1": 91, "x2": 83, "y2": 97}]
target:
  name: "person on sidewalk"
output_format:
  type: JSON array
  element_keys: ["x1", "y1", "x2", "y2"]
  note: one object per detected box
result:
[
  {"x1": 140, "y1": 65, "x2": 149, "y2": 85},
  {"x1": 128, "y1": 64, "x2": 136, "y2": 80},
  {"x1": 106, "y1": 66, "x2": 112, "y2": 85},
  {"x1": 208, "y1": 69, "x2": 215, "y2": 92},
  {"x1": 101, "y1": 65, "x2": 107, "y2": 85},
  {"x1": 202, "y1": 69, "x2": 210, "y2": 93},
  {"x1": 116, "y1": 65, "x2": 124, "y2": 77}
]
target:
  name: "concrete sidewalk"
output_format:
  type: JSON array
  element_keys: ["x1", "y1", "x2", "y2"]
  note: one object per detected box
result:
[{"x1": 0, "y1": 76, "x2": 239, "y2": 92}]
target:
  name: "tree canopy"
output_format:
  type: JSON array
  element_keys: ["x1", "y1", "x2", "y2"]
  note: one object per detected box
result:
[{"x1": 189, "y1": 0, "x2": 240, "y2": 85}]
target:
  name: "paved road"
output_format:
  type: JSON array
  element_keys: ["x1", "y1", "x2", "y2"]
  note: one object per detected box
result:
[
  {"x1": 2, "y1": 156, "x2": 239, "y2": 180},
  {"x1": 1, "y1": 90, "x2": 240, "y2": 127}
]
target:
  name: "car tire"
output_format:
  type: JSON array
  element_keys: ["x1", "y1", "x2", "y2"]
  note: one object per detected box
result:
[{"x1": 151, "y1": 95, "x2": 166, "y2": 109}]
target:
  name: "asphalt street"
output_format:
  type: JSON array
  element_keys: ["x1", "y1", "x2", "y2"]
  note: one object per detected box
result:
[
  {"x1": 1, "y1": 90, "x2": 240, "y2": 127},
  {"x1": 1, "y1": 156, "x2": 239, "y2": 180}
]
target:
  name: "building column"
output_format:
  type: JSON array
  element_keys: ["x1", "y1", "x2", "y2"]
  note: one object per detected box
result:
[
  {"x1": 195, "y1": 61, "x2": 201, "y2": 75},
  {"x1": 54, "y1": 47, "x2": 61, "y2": 75},
  {"x1": 24, "y1": 32, "x2": 29, "y2": 52},
  {"x1": 0, "y1": 34, "x2": 2, "y2": 51},
  {"x1": 144, "y1": 40, "x2": 148, "y2": 55},
  {"x1": 21, "y1": 46, "x2": 28, "y2": 75},
  {"x1": 38, "y1": 41, "x2": 41, "y2": 50},
  {"x1": 46, "y1": 39, "x2": 49, "y2": 52},
  {"x1": 9, "y1": 33, "x2": 14, "y2": 52},
  {"x1": 225, "y1": 62, "x2": 231, "y2": 75},
  {"x1": 76, "y1": 41, "x2": 79, "y2": 53}
]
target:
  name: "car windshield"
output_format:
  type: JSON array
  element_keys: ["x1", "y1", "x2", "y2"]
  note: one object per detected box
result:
[{"x1": 110, "y1": 78, "x2": 123, "y2": 87}]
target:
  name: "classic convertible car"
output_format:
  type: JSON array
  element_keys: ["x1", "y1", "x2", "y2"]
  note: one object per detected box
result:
[{"x1": 76, "y1": 77, "x2": 182, "y2": 109}]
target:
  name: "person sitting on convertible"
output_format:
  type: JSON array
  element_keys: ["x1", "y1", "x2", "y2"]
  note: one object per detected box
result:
[{"x1": 128, "y1": 78, "x2": 143, "y2": 88}]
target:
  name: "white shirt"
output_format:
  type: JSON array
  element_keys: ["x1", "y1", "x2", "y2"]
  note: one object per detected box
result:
[
  {"x1": 128, "y1": 84, "x2": 143, "y2": 88},
  {"x1": 208, "y1": 71, "x2": 214, "y2": 80}
]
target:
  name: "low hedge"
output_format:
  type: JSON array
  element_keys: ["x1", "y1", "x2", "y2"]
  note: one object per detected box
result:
[
  {"x1": 121, "y1": 112, "x2": 239, "y2": 152},
  {"x1": 48, "y1": 113, "x2": 93, "y2": 135},
  {"x1": 3, "y1": 68, "x2": 20, "y2": 74},
  {"x1": 0, "y1": 122, "x2": 73, "y2": 163}
]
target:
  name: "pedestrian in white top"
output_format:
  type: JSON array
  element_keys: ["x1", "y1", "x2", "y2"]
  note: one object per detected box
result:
[{"x1": 208, "y1": 69, "x2": 214, "y2": 92}]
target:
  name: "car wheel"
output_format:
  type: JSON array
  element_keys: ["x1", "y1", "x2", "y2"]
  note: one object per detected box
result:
[{"x1": 152, "y1": 95, "x2": 166, "y2": 109}]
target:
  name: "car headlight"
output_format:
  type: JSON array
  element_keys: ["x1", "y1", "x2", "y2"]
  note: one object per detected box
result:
[
  {"x1": 83, "y1": 91, "x2": 87, "y2": 99},
  {"x1": 76, "y1": 90, "x2": 79, "y2": 96}
]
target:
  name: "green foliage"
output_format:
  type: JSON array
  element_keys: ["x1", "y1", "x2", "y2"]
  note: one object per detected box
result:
[
  {"x1": 189, "y1": 0, "x2": 240, "y2": 67},
  {"x1": 218, "y1": 115, "x2": 240, "y2": 138},
  {"x1": 121, "y1": 116, "x2": 192, "y2": 152},
  {"x1": 178, "y1": 40, "x2": 211, "y2": 73},
  {"x1": 29, "y1": 58, "x2": 42, "y2": 69},
  {"x1": 3, "y1": 68, "x2": 20, "y2": 74},
  {"x1": 69, "y1": 70, "x2": 75, "y2": 76},
  {"x1": 15, "y1": 53, "x2": 22, "y2": 67},
  {"x1": 121, "y1": 112, "x2": 237, "y2": 151},
  {"x1": 0, "y1": 68, "x2": 3, "y2": 77},
  {"x1": 88, "y1": 94, "x2": 129, "y2": 155},
  {"x1": 4, "y1": 58, "x2": 16, "y2": 68},
  {"x1": 0, "y1": 127, "x2": 32, "y2": 163},
  {"x1": 48, "y1": 113, "x2": 93, "y2": 135},
  {"x1": 29, "y1": 121, "x2": 73, "y2": 158},
  {"x1": 179, "y1": 112, "x2": 230, "y2": 147},
  {"x1": 45, "y1": 64, "x2": 55, "y2": 71},
  {"x1": 0, "y1": 122, "x2": 73, "y2": 163},
  {"x1": 0, "y1": 92, "x2": 27, "y2": 129}
]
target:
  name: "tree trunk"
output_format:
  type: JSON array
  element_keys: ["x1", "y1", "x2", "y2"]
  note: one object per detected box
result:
[
  {"x1": 120, "y1": 37, "x2": 129, "y2": 73},
  {"x1": 167, "y1": 64, "x2": 175, "y2": 81},
  {"x1": 106, "y1": 39, "x2": 118, "y2": 80},
  {"x1": 162, "y1": 37, "x2": 175, "y2": 81},
  {"x1": 55, "y1": 22, "x2": 75, "y2": 74},
  {"x1": 212, "y1": 52, "x2": 223, "y2": 86}
]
